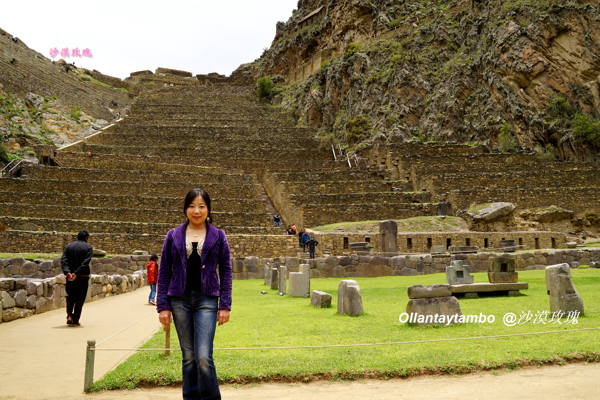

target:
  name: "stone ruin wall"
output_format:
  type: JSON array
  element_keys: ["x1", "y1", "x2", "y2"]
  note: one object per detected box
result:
[
  {"x1": 0, "y1": 231, "x2": 299, "y2": 259},
  {"x1": 3, "y1": 247, "x2": 597, "y2": 323},
  {"x1": 0, "y1": 256, "x2": 148, "y2": 324},
  {"x1": 232, "y1": 248, "x2": 600, "y2": 280}
]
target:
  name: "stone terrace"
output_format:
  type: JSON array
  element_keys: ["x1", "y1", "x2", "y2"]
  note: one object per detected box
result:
[
  {"x1": 362, "y1": 142, "x2": 600, "y2": 219},
  {"x1": 1, "y1": 74, "x2": 422, "y2": 255}
]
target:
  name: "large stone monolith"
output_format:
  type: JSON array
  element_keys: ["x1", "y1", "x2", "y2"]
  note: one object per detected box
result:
[
  {"x1": 545, "y1": 263, "x2": 584, "y2": 315},
  {"x1": 337, "y1": 280, "x2": 363, "y2": 316}
]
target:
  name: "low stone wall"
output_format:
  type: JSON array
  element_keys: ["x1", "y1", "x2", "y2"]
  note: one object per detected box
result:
[
  {"x1": 0, "y1": 270, "x2": 147, "y2": 323},
  {"x1": 0, "y1": 232, "x2": 298, "y2": 259},
  {"x1": 313, "y1": 231, "x2": 566, "y2": 256},
  {"x1": 229, "y1": 248, "x2": 600, "y2": 280}
]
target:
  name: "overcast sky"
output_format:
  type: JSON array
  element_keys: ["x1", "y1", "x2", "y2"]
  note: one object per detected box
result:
[{"x1": 1, "y1": 0, "x2": 298, "y2": 79}]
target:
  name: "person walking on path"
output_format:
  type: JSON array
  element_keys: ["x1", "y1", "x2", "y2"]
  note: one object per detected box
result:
[
  {"x1": 157, "y1": 188, "x2": 232, "y2": 400},
  {"x1": 301, "y1": 230, "x2": 310, "y2": 252},
  {"x1": 273, "y1": 213, "x2": 281, "y2": 227},
  {"x1": 307, "y1": 236, "x2": 319, "y2": 259},
  {"x1": 146, "y1": 254, "x2": 159, "y2": 305},
  {"x1": 286, "y1": 225, "x2": 294, "y2": 235},
  {"x1": 61, "y1": 230, "x2": 93, "y2": 327}
]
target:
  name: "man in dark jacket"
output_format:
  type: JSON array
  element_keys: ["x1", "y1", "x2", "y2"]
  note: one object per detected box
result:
[
  {"x1": 307, "y1": 237, "x2": 319, "y2": 259},
  {"x1": 61, "y1": 230, "x2": 93, "y2": 326}
]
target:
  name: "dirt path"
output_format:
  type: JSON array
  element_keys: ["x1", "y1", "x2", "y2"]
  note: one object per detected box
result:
[
  {"x1": 1, "y1": 289, "x2": 599, "y2": 399},
  {"x1": 0, "y1": 288, "x2": 161, "y2": 400},
  {"x1": 88, "y1": 363, "x2": 600, "y2": 400}
]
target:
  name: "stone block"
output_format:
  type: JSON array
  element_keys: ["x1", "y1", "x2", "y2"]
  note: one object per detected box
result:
[
  {"x1": 13, "y1": 289, "x2": 27, "y2": 307},
  {"x1": 278, "y1": 266, "x2": 287, "y2": 295},
  {"x1": 270, "y1": 268, "x2": 279, "y2": 290},
  {"x1": 26, "y1": 295, "x2": 36, "y2": 309},
  {"x1": 449, "y1": 246, "x2": 479, "y2": 254},
  {"x1": 38, "y1": 261, "x2": 53, "y2": 272},
  {"x1": 430, "y1": 245, "x2": 447, "y2": 254},
  {"x1": 446, "y1": 260, "x2": 474, "y2": 285},
  {"x1": 333, "y1": 265, "x2": 345, "y2": 278},
  {"x1": 405, "y1": 297, "x2": 462, "y2": 326},
  {"x1": 264, "y1": 262, "x2": 273, "y2": 286},
  {"x1": 379, "y1": 220, "x2": 398, "y2": 253},
  {"x1": 245, "y1": 256, "x2": 259, "y2": 266},
  {"x1": 391, "y1": 256, "x2": 405, "y2": 269},
  {"x1": 545, "y1": 263, "x2": 584, "y2": 315},
  {"x1": 339, "y1": 256, "x2": 351, "y2": 266},
  {"x1": 311, "y1": 290, "x2": 332, "y2": 308},
  {"x1": 408, "y1": 284, "x2": 452, "y2": 299},
  {"x1": 9, "y1": 258, "x2": 25, "y2": 268},
  {"x1": 1, "y1": 291, "x2": 15, "y2": 308},
  {"x1": 3, "y1": 308, "x2": 34, "y2": 322},
  {"x1": 325, "y1": 256, "x2": 338, "y2": 267},
  {"x1": 0, "y1": 278, "x2": 14, "y2": 291},
  {"x1": 401, "y1": 267, "x2": 418, "y2": 276},
  {"x1": 488, "y1": 257, "x2": 517, "y2": 283},
  {"x1": 337, "y1": 280, "x2": 363, "y2": 316},
  {"x1": 35, "y1": 297, "x2": 47, "y2": 314},
  {"x1": 289, "y1": 264, "x2": 310, "y2": 297},
  {"x1": 285, "y1": 257, "x2": 299, "y2": 268}
]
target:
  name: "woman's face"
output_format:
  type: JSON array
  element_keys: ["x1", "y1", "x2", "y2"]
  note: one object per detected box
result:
[{"x1": 186, "y1": 195, "x2": 208, "y2": 228}]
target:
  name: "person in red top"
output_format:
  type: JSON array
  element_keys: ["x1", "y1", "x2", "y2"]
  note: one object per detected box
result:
[{"x1": 146, "y1": 254, "x2": 159, "y2": 305}]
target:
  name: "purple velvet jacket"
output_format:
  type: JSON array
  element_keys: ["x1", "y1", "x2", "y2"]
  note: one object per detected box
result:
[{"x1": 156, "y1": 222, "x2": 232, "y2": 312}]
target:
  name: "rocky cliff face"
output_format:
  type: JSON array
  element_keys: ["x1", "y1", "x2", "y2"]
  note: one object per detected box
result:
[{"x1": 236, "y1": 0, "x2": 600, "y2": 160}]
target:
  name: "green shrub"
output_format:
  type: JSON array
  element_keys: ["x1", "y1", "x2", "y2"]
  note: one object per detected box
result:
[
  {"x1": 257, "y1": 76, "x2": 273, "y2": 100},
  {"x1": 546, "y1": 95, "x2": 575, "y2": 119},
  {"x1": 0, "y1": 143, "x2": 10, "y2": 164},
  {"x1": 346, "y1": 115, "x2": 371, "y2": 145},
  {"x1": 344, "y1": 43, "x2": 361, "y2": 58},
  {"x1": 70, "y1": 106, "x2": 82, "y2": 121},
  {"x1": 573, "y1": 113, "x2": 600, "y2": 147},
  {"x1": 499, "y1": 121, "x2": 518, "y2": 152}
]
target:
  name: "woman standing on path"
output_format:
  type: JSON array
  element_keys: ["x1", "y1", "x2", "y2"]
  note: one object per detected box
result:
[{"x1": 156, "y1": 188, "x2": 232, "y2": 400}]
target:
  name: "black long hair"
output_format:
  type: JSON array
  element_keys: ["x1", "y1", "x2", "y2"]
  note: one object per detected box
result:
[{"x1": 183, "y1": 188, "x2": 213, "y2": 224}]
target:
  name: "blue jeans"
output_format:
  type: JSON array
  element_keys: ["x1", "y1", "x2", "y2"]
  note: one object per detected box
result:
[
  {"x1": 169, "y1": 291, "x2": 220, "y2": 400},
  {"x1": 148, "y1": 284, "x2": 156, "y2": 302}
]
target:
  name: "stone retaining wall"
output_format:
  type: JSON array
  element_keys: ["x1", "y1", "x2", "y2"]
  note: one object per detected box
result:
[
  {"x1": 230, "y1": 248, "x2": 600, "y2": 280},
  {"x1": 0, "y1": 206, "x2": 271, "y2": 228},
  {"x1": 447, "y1": 187, "x2": 600, "y2": 216},
  {"x1": 429, "y1": 169, "x2": 600, "y2": 194},
  {"x1": 0, "y1": 231, "x2": 298, "y2": 259},
  {"x1": 0, "y1": 192, "x2": 263, "y2": 213},
  {"x1": 0, "y1": 179, "x2": 261, "y2": 198},
  {"x1": 21, "y1": 166, "x2": 253, "y2": 185},
  {"x1": 0, "y1": 269, "x2": 147, "y2": 323}
]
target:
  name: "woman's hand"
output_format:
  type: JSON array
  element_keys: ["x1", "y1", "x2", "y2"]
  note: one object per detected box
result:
[
  {"x1": 159, "y1": 310, "x2": 172, "y2": 326},
  {"x1": 218, "y1": 309, "x2": 230, "y2": 326}
]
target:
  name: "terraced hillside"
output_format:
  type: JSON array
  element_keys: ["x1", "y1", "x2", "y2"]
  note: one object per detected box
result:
[{"x1": 0, "y1": 73, "x2": 433, "y2": 256}]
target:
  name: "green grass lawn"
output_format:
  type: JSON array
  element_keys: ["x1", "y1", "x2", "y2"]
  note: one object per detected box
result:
[{"x1": 91, "y1": 269, "x2": 600, "y2": 390}]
